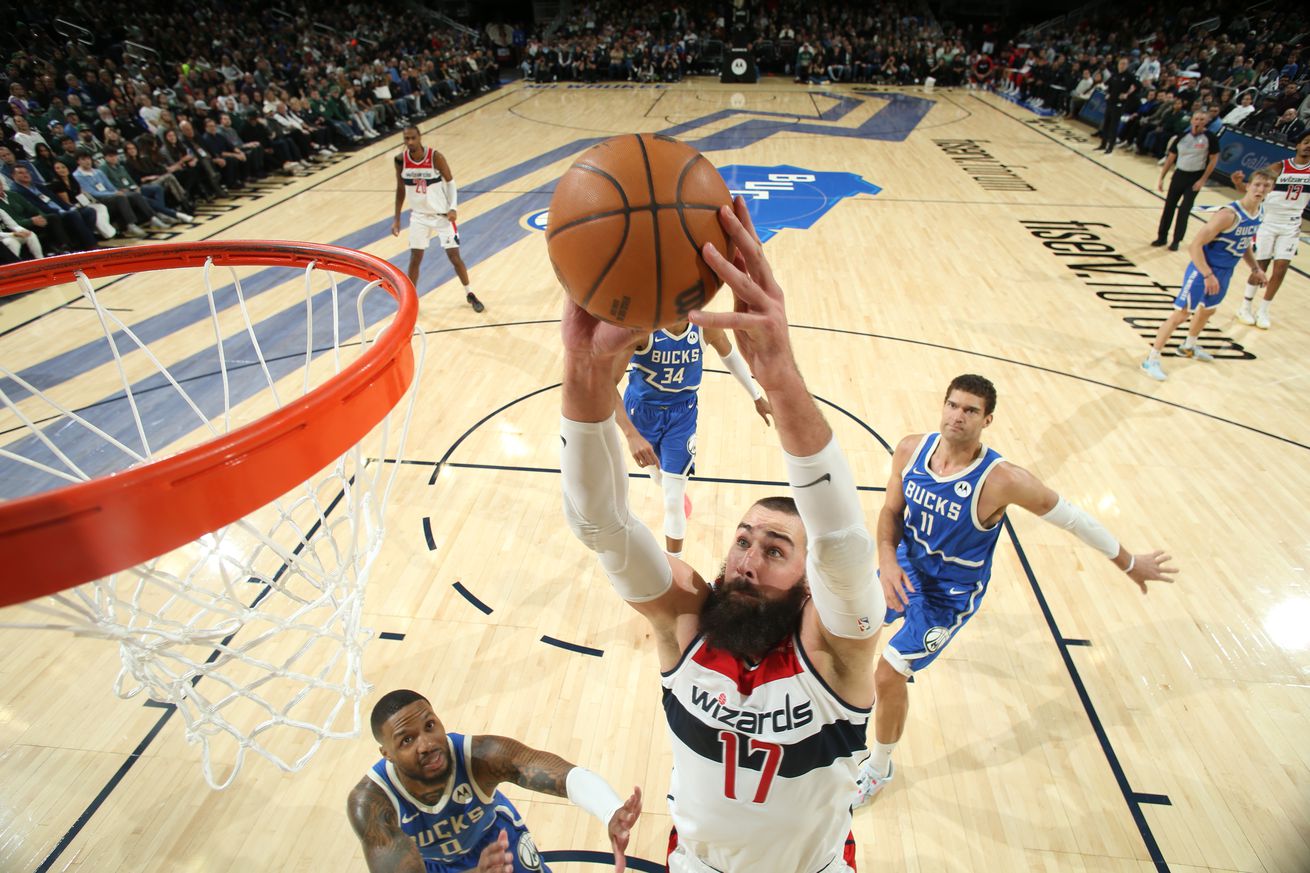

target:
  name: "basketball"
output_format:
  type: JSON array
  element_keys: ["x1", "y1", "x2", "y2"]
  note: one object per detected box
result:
[{"x1": 546, "y1": 133, "x2": 733, "y2": 329}]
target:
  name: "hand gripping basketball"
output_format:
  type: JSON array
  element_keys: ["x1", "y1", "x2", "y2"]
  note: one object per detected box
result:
[{"x1": 692, "y1": 197, "x2": 797, "y2": 393}]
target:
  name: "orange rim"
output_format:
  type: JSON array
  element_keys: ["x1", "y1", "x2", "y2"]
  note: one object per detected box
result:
[{"x1": 0, "y1": 241, "x2": 418, "y2": 607}]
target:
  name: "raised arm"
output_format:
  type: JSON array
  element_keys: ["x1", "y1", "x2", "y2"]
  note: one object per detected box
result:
[
  {"x1": 560, "y1": 303, "x2": 708, "y2": 667},
  {"x1": 347, "y1": 778, "x2": 426, "y2": 873},
  {"x1": 986, "y1": 462, "x2": 1177, "y2": 592},
  {"x1": 470, "y1": 736, "x2": 642, "y2": 872},
  {"x1": 692, "y1": 199, "x2": 884, "y2": 672}
]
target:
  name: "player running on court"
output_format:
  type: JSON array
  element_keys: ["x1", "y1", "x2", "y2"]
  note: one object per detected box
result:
[
  {"x1": 348, "y1": 689, "x2": 641, "y2": 873},
  {"x1": 1141, "y1": 167, "x2": 1274, "y2": 381},
  {"x1": 1230, "y1": 130, "x2": 1310, "y2": 330},
  {"x1": 852, "y1": 374, "x2": 1177, "y2": 806},
  {"x1": 613, "y1": 320, "x2": 773, "y2": 559},
  {"x1": 561, "y1": 197, "x2": 884, "y2": 873},
  {"x1": 392, "y1": 126, "x2": 485, "y2": 313}
]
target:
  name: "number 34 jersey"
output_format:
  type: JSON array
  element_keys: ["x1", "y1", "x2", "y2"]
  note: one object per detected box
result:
[
  {"x1": 625, "y1": 325, "x2": 703, "y2": 403},
  {"x1": 661, "y1": 633, "x2": 869, "y2": 873}
]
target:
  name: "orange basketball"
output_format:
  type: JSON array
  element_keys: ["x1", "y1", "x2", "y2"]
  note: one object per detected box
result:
[{"x1": 547, "y1": 133, "x2": 733, "y2": 329}]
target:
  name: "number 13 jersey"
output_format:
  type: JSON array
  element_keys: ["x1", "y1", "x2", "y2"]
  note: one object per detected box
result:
[{"x1": 661, "y1": 633, "x2": 869, "y2": 872}]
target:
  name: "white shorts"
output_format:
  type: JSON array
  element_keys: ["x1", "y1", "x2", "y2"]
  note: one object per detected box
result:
[
  {"x1": 407, "y1": 212, "x2": 460, "y2": 251},
  {"x1": 667, "y1": 844, "x2": 854, "y2": 873},
  {"x1": 1253, "y1": 224, "x2": 1300, "y2": 262}
]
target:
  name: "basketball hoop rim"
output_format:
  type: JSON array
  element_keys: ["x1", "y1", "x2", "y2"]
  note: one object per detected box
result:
[{"x1": 0, "y1": 241, "x2": 418, "y2": 608}]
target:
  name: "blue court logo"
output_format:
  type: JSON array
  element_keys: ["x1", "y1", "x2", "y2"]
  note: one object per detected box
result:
[
  {"x1": 524, "y1": 166, "x2": 879, "y2": 244},
  {"x1": 718, "y1": 165, "x2": 881, "y2": 243}
]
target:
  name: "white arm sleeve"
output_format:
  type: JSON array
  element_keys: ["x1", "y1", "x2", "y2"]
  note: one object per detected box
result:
[
  {"x1": 718, "y1": 347, "x2": 762, "y2": 400},
  {"x1": 560, "y1": 415, "x2": 672, "y2": 602},
  {"x1": 784, "y1": 436, "x2": 883, "y2": 639},
  {"x1": 443, "y1": 178, "x2": 457, "y2": 210},
  {"x1": 1039, "y1": 496, "x2": 1120, "y2": 558},
  {"x1": 566, "y1": 767, "x2": 624, "y2": 826}
]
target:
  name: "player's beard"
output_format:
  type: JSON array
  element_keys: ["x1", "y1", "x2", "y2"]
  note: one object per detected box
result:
[{"x1": 699, "y1": 569, "x2": 808, "y2": 662}]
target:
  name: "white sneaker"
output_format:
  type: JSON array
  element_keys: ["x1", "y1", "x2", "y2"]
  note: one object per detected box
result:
[
  {"x1": 125, "y1": 224, "x2": 148, "y2": 238},
  {"x1": 1256, "y1": 311, "x2": 1271, "y2": 330},
  {"x1": 174, "y1": 211, "x2": 194, "y2": 223},
  {"x1": 1141, "y1": 358, "x2": 1166, "y2": 381},
  {"x1": 149, "y1": 216, "x2": 169, "y2": 229},
  {"x1": 1236, "y1": 301, "x2": 1255, "y2": 325},
  {"x1": 1178, "y1": 344, "x2": 1214, "y2": 362},
  {"x1": 853, "y1": 760, "x2": 894, "y2": 809}
]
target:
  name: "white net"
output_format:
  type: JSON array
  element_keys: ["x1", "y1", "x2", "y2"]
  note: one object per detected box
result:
[{"x1": 0, "y1": 252, "x2": 424, "y2": 788}]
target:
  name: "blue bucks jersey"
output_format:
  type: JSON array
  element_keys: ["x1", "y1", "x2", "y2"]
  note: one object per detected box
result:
[
  {"x1": 1201, "y1": 200, "x2": 1262, "y2": 271},
  {"x1": 625, "y1": 325, "x2": 704, "y2": 404},
  {"x1": 897, "y1": 433, "x2": 1006, "y2": 586},
  {"x1": 367, "y1": 732, "x2": 506, "y2": 871}
]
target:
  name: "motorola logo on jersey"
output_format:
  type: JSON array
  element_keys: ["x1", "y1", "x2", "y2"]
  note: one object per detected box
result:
[
  {"x1": 452, "y1": 783, "x2": 474, "y2": 804},
  {"x1": 690, "y1": 686, "x2": 813, "y2": 734},
  {"x1": 954, "y1": 481, "x2": 972, "y2": 498}
]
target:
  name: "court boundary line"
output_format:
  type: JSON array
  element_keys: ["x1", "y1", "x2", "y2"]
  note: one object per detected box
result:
[{"x1": 963, "y1": 91, "x2": 1310, "y2": 282}]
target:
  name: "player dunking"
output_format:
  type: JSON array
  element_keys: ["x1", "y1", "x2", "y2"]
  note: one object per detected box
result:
[
  {"x1": 347, "y1": 689, "x2": 641, "y2": 873},
  {"x1": 561, "y1": 198, "x2": 884, "y2": 873},
  {"x1": 1230, "y1": 130, "x2": 1310, "y2": 330},
  {"x1": 392, "y1": 126, "x2": 485, "y2": 313},
  {"x1": 853, "y1": 374, "x2": 1177, "y2": 805},
  {"x1": 1141, "y1": 167, "x2": 1274, "y2": 381},
  {"x1": 613, "y1": 321, "x2": 773, "y2": 559}
]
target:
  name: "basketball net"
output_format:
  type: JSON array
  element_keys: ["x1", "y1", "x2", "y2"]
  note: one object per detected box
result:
[{"x1": 0, "y1": 249, "x2": 424, "y2": 789}]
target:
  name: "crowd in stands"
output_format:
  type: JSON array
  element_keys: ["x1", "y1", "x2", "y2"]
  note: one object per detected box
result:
[
  {"x1": 3, "y1": 0, "x2": 1306, "y2": 266},
  {"x1": 1, "y1": 2, "x2": 502, "y2": 263}
]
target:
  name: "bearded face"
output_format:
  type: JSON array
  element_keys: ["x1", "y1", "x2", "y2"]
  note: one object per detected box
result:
[{"x1": 699, "y1": 570, "x2": 808, "y2": 662}]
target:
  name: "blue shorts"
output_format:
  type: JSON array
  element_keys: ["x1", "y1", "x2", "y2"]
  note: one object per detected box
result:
[
  {"x1": 1174, "y1": 262, "x2": 1234, "y2": 311},
  {"x1": 626, "y1": 396, "x2": 697, "y2": 477},
  {"x1": 881, "y1": 560, "x2": 989, "y2": 675},
  {"x1": 429, "y1": 804, "x2": 550, "y2": 873}
]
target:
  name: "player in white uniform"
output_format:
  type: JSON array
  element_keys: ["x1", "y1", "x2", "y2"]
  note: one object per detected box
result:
[
  {"x1": 1231, "y1": 130, "x2": 1310, "y2": 329},
  {"x1": 392, "y1": 126, "x2": 485, "y2": 313},
  {"x1": 560, "y1": 197, "x2": 885, "y2": 873}
]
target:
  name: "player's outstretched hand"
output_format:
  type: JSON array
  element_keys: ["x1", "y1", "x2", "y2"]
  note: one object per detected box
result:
[
  {"x1": 880, "y1": 560, "x2": 914, "y2": 612},
  {"x1": 562, "y1": 298, "x2": 646, "y2": 360},
  {"x1": 694, "y1": 197, "x2": 796, "y2": 392},
  {"x1": 1126, "y1": 550, "x2": 1178, "y2": 594},
  {"x1": 608, "y1": 785, "x2": 643, "y2": 873},
  {"x1": 476, "y1": 829, "x2": 513, "y2": 873},
  {"x1": 754, "y1": 396, "x2": 774, "y2": 427}
]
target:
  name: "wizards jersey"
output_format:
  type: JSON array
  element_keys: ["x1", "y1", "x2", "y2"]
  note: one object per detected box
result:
[
  {"x1": 661, "y1": 633, "x2": 868, "y2": 873},
  {"x1": 397, "y1": 147, "x2": 451, "y2": 214},
  {"x1": 1200, "y1": 200, "x2": 1262, "y2": 270},
  {"x1": 366, "y1": 732, "x2": 537, "y2": 873},
  {"x1": 625, "y1": 325, "x2": 704, "y2": 403},
  {"x1": 1261, "y1": 158, "x2": 1310, "y2": 230},
  {"x1": 897, "y1": 432, "x2": 1006, "y2": 587}
]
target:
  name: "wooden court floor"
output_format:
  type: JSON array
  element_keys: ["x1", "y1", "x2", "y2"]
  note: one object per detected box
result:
[{"x1": 1, "y1": 81, "x2": 1307, "y2": 873}]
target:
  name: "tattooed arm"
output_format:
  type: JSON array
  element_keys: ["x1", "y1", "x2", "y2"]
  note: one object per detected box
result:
[
  {"x1": 470, "y1": 735, "x2": 572, "y2": 796},
  {"x1": 347, "y1": 777, "x2": 426, "y2": 873}
]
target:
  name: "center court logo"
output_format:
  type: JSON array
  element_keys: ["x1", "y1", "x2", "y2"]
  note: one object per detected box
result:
[{"x1": 525, "y1": 166, "x2": 880, "y2": 244}]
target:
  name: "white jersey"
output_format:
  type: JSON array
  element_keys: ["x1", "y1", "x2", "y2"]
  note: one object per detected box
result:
[
  {"x1": 1261, "y1": 158, "x2": 1310, "y2": 231},
  {"x1": 661, "y1": 633, "x2": 868, "y2": 873},
  {"x1": 397, "y1": 147, "x2": 453, "y2": 215}
]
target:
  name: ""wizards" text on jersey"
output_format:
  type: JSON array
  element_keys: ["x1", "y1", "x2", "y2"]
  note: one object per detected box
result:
[{"x1": 691, "y1": 686, "x2": 813, "y2": 734}]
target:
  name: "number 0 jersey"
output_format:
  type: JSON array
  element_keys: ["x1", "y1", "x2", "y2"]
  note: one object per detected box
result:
[
  {"x1": 625, "y1": 325, "x2": 704, "y2": 404},
  {"x1": 897, "y1": 432, "x2": 1006, "y2": 588},
  {"x1": 661, "y1": 633, "x2": 869, "y2": 873},
  {"x1": 366, "y1": 732, "x2": 521, "y2": 872}
]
